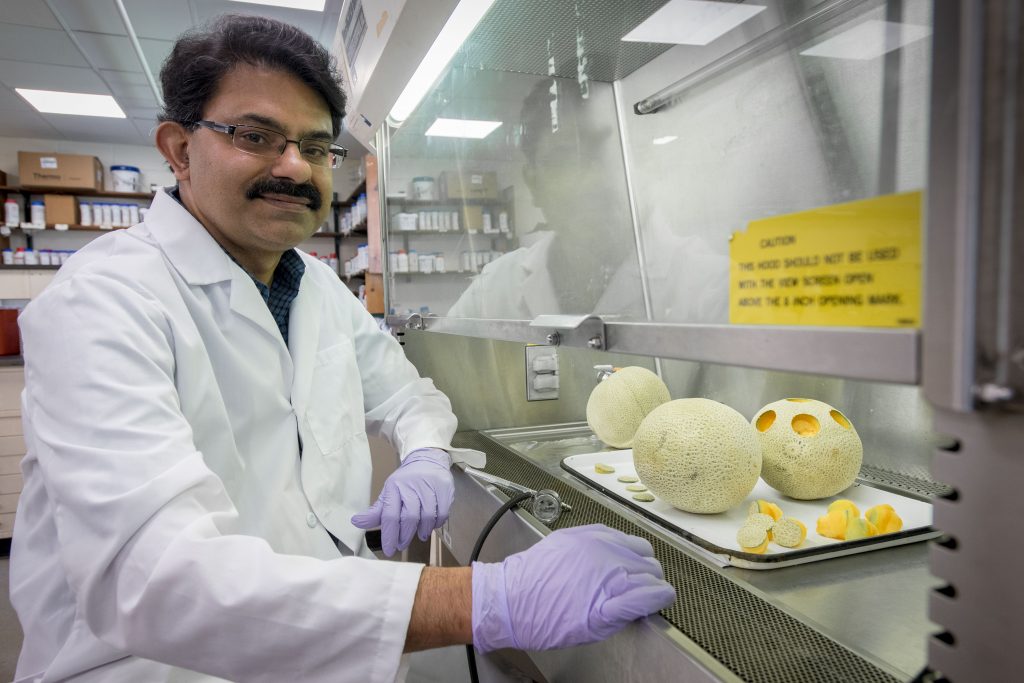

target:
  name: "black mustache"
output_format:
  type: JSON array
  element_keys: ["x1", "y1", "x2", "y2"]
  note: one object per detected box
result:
[{"x1": 246, "y1": 178, "x2": 322, "y2": 211}]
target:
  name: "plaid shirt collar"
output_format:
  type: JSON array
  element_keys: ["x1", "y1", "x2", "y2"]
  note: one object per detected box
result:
[{"x1": 168, "y1": 186, "x2": 306, "y2": 344}]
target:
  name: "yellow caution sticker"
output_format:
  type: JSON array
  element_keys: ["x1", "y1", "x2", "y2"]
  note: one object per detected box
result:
[{"x1": 729, "y1": 192, "x2": 921, "y2": 327}]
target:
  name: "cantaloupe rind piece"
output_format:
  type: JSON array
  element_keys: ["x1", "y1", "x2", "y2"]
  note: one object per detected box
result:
[
  {"x1": 748, "y1": 499, "x2": 784, "y2": 521},
  {"x1": 772, "y1": 518, "x2": 807, "y2": 548},
  {"x1": 736, "y1": 525, "x2": 770, "y2": 554}
]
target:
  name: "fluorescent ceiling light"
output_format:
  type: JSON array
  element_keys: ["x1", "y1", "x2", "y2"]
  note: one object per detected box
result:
[
  {"x1": 800, "y1": 20, "x2": 931, "y2": 60},
  {"x1": 622, "y1": 0, "x2": 766, "y2": 46},
  {"x1": 16, "y1": 89, "x2": 125, "y2": 118},
  {"x1": 653, "y1": 135, "x2": 678, "y2": 145},
  {"x1": 223, "y1": 0, "x2": 326, "y2": 10},
  {"x1": 425, "y1": 117, "x2": 502, "y2": 139},
  {"x1": 389, "y1": 0, "x2": 497, "y2": 124}
]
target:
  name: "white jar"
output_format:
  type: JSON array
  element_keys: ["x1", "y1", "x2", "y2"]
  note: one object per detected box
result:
[
  {"x1": 129, "y1": 204, "x2": 140, "y2": 224},
  {"x1": 435, "y1": 254, "x2": 446, "y2": 273},
  {"x1": 110, "y1": 165, "x2": 141, "y2": 192},
  {"x1": 79, "y1": 202, "x2": 92, "y2": 226},
  {"x1": 30, "y1": 201, "x2": 45, "y2": 226},
  {"x1": 100, "y1": 203, "x2": 113, "y2": 228},
  {"x1": 410, "y1": 177, "x2": 435, "y2": 200},
  {"x1": 40, "y1": 250, "x2": 51, "y2": 266},
  {"x1": 4, "y1": 199, "x2": 19, "y2": 227},
  {"x1": 24, "y1": 249, "x2": 38, "y2": 266}
]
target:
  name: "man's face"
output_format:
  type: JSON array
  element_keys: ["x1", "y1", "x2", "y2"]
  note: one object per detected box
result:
[{"x1": 182, "y1": 64, "x2": 333, "y2": 255}]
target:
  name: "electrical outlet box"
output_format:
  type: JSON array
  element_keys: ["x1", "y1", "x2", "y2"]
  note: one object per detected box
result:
[{"x1": 525, "y1": 344, "x2": 559, "y2": 401}]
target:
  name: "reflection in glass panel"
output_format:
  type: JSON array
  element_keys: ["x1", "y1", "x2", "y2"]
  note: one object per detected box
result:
[
  {"x1": 380, "y1": 0, "x2": 932, "y2": 325},
  {"x1": 620, "y1": 0, "x2": 932, "y2": 323},
  {"x1": 382, "y1": 67, "x2": 642, "y2": 319}
]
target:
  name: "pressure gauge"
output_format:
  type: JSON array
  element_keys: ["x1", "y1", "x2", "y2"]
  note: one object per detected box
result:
[{"x1": 531, "y1": 489, "x2": 564, "y2": 525}]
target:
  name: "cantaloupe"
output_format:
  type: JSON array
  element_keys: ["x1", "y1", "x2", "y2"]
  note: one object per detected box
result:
[
  {"x1": 752, "y1": 398, "x2": 863, "y2": 500},
  {"x1": 633, "y1": 398, "x2": 762, "y2": 514},
  {"x1": 586, "y1": 366, "x2": 670, "y2": 448},
  {"x1": 773, "y1": 518, "x2": 807, "y2": 548}
]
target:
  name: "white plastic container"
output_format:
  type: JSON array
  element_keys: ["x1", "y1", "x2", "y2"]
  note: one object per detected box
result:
[
  {"x1": 110, "y1": 165, "x2": 141, "y2": 192},
  {"x1": 13, "y1": 249, "x2": 24, "y2": 265},
  {"x1": 4, "y1": 199, "x2": 19, "y2": 227},
  {"x1": 100, "y1": 203, "x2": 113, "y2": 228},
  {"x1": 2, "y1": 249, "x2": 12, "y2": 265},
  {"x1": 30, "y1": 200, "x2": 45, "y2": 226},
  {"x1": 418, "y1": 253, "x2": 434, "y2": 274},
  {"x1": 40, "y1": 250, "x2": 51, "y2": 266},
  {"x1": 79, "y1": 202, "x2": 92, "y2": 226},
  {"x1": 499, "y1": 211, "x2": 509, "y2": 233},
  {"x1": 129, "y1": 204, "x2": 140, "y2": 225},
  {"x1": 435, "y1": 254, "x2": 446, "y2": 273},
  {"x1": 410, "y1": 177, "x2": 435, "y2": 200},
  {"x1": 396, "y1": 250, "x2": 409, "y2": 273},
  {"x1": 24, "y1": 249, "x2": 38, "y2": 265},
  {"x1": 408, "y1": 249, "x2": 419, "y2": 272},
  {"x1": 396, "y1": 213, "x2": 417, "y2": 231}
]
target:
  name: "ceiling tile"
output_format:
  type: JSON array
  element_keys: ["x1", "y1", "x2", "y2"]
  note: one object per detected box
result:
[
  {"x1": 0, "y1": 59, "x2": 109, "y2": 94},
  {"x1": 194, "y1": 1, "x2": 326, "y2": 45},
  {"x1": 72, "y1": 32, "x2": 142, "y2": 71},
  {"x1": 140, "y1": 37, "x2": 174, "y2": 74},
  {"x1": 49, "y1": 0, "x2": 193, "y2": 40},
  {"x1": 131, "y1": 118, "x2": 158, "y2": 140},
  {"x1": 99, "y1": 69, "x2": 152, "y2": 87},
  {"x1": 0, "y1": 106, "x2": 63, "y2": 140},
  {"x1": 39, "y1": 112, "x2": 142, "y2": 144},
  {"x1": 0, "y1": 0, "x2": 62, "y2": 30},
  {"x1": 71, "y1": 31, "x2": 173, "y2": 76},
  {"x1": 0, "y1": 24, "x2": 89, "y2": 68}
]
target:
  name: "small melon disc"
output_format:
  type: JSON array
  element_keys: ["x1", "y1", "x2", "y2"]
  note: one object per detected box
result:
[
  {"x1": 616, "y1": 475, "x2": 639, "y2": 483},
  {"x1": 632, "y1": 492, "x2": 656, "y2": 502},
  {"x1": 625, "y1": 484, "x2": 648, "y2": 492}
]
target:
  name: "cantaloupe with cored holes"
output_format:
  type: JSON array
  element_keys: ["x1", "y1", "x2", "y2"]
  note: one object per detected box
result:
[
  {"x1": 752, "y1": 398, "x2": 863, "y2": 500},
  {"x1": 633, "y1": 398, "x2": 762, "y2": 513},
  {"x1": 586, "y1": 366, "x2": 670, "y2": 448}
]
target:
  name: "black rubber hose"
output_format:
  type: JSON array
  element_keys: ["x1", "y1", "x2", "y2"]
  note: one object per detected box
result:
[{"x1": 466, "y1": 490, "x2": 534, "y2": 683}]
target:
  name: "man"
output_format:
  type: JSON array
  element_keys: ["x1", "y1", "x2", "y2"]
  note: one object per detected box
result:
[
  {"x1": 9, "y1": 14, "x2": 674, "y2": 683},
  {"x1": 447, "y1": 77, "x2": 728, "y2": 322}
]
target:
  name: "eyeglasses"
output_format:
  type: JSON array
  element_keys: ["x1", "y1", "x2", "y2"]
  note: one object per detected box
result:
[{"x1": 192, "y1": 120, "x2": 348, "y2": 169}]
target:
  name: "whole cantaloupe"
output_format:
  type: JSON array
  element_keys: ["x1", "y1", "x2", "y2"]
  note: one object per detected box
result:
[
  {"x1": 633, "y1": 398, "x2": 762, "y2": 514},
  {"x1": 752, "y1": 398, "x2": 863, "y2": 500},
  {"x1": 586, "y1": 367, "x2": 670, "y2": 448}
]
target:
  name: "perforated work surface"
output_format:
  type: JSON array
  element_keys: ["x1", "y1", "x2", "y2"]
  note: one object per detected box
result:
[
  {"x1": 455, "y1": 431, "x2": 901, "y2": 683},
  {"x1": 859, "y1": 463, "x2": 954, "y2": 499}
]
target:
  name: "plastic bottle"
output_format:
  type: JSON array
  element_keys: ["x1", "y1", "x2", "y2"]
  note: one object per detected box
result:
[
  {"x1": 24, "y1": 249, "x2": 38, "y2": 265},
  {"x1": 13, "y1": 248, "x2": 25, "y2": 265},
  {"x1": 396, "y1": 250, "x2": 409, "y2": 273},
  {"x1": 80, "y1": 202, "x2": 92, "y2": 226},
  {"x1": 128, "y1": 204, "x2": 140, "y2": 225},
  {"x1": 408, "y1": 249, "x2": 419, "y2": 272},
  {"x1": 1, "y1": 249, "x2": 12, "y2": 265},
  {"x1": 30, "y1": 200, "x2": 45, "y2": 227},
  {"x1": 435, "y1": 254, "x2": 446, "y2": 273},
  {"x1": 5, "y1": 199, "x2": 20, "y2": 227},
  {"x1": 328, "y1": 253, "x2": 338, "y2": 272}
]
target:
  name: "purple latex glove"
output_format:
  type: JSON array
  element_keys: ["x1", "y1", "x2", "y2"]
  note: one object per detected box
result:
[
  {"x1": 351, "y1": 448, "x2": 453, "y2": 556},
  {"x1": 472, "y1": 524, "x2": 676, "y2": 652}
]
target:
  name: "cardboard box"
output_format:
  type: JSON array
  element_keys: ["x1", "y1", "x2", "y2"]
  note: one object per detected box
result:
[
  {"x1": 18, "y1": 152, "x2": 103, "y2": 192},
  {"x1": 460, "y1": 205, "x2": 484, "y2": 233},
  {"x1": 439, "y1": 170, "x2": 498, "y2": 200},
  {"x1": 43, "y1": 194, "x2": 77, "y2": 225}
]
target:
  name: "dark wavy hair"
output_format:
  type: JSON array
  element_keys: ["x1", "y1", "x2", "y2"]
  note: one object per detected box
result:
[{"x1": 158, "y1": 14, "x2": 347, "y2": 137}]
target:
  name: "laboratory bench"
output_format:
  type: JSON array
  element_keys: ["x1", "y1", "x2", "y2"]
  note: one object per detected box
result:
[{"x1": 447, "y1": 424, "x2": 937, "y2": 683}]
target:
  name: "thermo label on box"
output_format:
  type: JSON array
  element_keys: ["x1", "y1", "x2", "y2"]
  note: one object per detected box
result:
[{"x1": 728, "y1": 191, "x2": 922, "y2": 327}]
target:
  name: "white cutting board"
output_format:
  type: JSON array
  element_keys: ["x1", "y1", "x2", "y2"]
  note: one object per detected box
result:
[{"x1": 562, "y1": 449, "x2": 938, "y2": 570}]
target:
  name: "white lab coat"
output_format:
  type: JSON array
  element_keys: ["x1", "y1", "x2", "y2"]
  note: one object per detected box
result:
[
  {"x1": 10, "y1": 189, "x2": 484, "y2": 683},
  {"x1": 446, "y1": 230, "x2": 728, "y2": 321}
]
